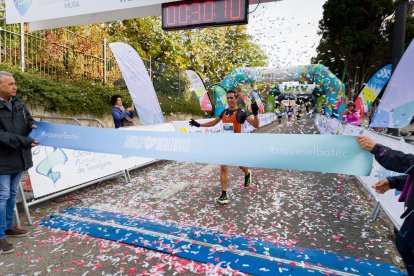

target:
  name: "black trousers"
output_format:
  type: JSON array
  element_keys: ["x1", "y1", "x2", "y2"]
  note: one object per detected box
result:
[{"x1": 396, "y1": 211, "x2": 414, "y2": 275}]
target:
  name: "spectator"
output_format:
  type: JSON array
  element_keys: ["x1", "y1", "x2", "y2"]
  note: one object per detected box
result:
[
  {"x1": 358, "y1": 135, "x2": 414, "y2": 275},
  {"x1": 296, "y1": 100, "x2": 304, "y2": 121},
  {"x1": 286, "y1": 99, "x2": 295, "y2": 122},
  {"x1": 111, "y1": 95, "x2": 135, "y2": 128},
  {"x1": 343, "y1": 102, "x2": 361, "y2": 126},
  {"x1": 274, "y1": 101, "x2": 284, "y2": 124}
]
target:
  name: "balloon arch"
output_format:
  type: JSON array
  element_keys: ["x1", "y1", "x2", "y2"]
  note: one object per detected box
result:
[{"x1": 211, "y1": 64, "x2": 345, "y2": 119}]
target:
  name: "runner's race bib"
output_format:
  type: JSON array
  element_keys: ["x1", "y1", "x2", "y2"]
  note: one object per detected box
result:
[{"x1": 222, "y1": 123, "x2": 234, "y2": 133}]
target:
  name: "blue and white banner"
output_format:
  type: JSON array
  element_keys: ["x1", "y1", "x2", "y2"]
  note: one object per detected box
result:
[
  {"x1": 110, "y1": 42, "x2": 164, "y2": 125},
  {"x1": 370, "y1": 39, "x2": 414, "y2": 128},
  {"x1": 354, "y1": 64, "x2": 392, "y2": 117},
  {"x1": 28, "y1": 123, "x2": 174, "y2": 198},
  {"x1": 30, "y1": 122, "x2": 373, "y2": 176},
  {"x1": 6, "y1": 0, "x2": 170, "y2": 26}
]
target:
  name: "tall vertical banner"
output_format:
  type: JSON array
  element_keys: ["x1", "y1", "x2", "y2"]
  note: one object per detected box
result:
[
  {"x1": 251, "y1": 91, "x2": 265, "y2": 113},
  {"x1": 184, "y1": 70, "x2": 212, "y2": 112},
  {"x1": 266, "y1": 94, "x2": 275, "y2": 112},
  {"x1": 370, "y1": 39, "x2": 414, "y2": 128},
  {"x1": 354, "y1": 64, "x2": 392, "y2": 118},
  {"x1": 109, "y1": 42, "x2": 164, "y2": 125}
]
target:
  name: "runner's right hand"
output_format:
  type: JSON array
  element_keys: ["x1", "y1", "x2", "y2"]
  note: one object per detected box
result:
[
  {"x1": 251, "y1": 102, "x2": 259, "y2": 115},
  {"x1": 189, "y1": 119, "x2": 200, "y2": 127}
]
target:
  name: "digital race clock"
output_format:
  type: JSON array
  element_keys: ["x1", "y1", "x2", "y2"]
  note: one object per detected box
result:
[{"x1": 162, "y1": 0, "x2": 249, "y2": 31}]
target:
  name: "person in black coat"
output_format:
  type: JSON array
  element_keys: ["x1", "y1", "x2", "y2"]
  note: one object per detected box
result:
[
  {"x1": 358, "y1": 135, "x2": 414, "y2": 275},
  {"x1": 0, "y1": 71, "x2": 38, "y2": 254}
]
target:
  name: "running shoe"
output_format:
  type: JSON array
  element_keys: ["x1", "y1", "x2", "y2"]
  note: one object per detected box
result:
[
  {"x1": 244, "y1": 171, "x2": 252, "y2": 187},
  {"x1": 215, "y1": 194, "x2": 229, "y2": 204}
]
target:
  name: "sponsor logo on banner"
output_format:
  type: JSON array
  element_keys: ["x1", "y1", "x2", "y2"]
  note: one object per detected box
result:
[
  {"x1": 278, "y1": 84, "x2": 315, "y2": 94},
  {"x1": 33, "y1": 147, "x2": 68, "y2": 184},
  {"x1": 40, "y1": 130, "x2": 80, "y2": 140},
  {"x1": 37, "y1": 0, "x2": 63, "y2": 6},
  {"x1": 64, "y1": 0, "x2": 80, "y2": 9},
  {"x1": 36, "y1": 0, "x2": 79, "y2": 9},
  {"x1": 13, "y1": 0, "x2": 32, "y2": 15},
  {"x1": 123, "y1": 136, "x2": 192, "y2": 153}
]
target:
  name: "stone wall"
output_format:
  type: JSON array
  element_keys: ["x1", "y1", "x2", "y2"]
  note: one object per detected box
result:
[{"x1": 27, "y1": 102, "x2": 197, "y2": 128}]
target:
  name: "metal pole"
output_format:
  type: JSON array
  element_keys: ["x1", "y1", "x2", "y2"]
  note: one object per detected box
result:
[
  {"x1": 124, "y1": 170, "x2": 131, "y2": 184},
  {"x1": 103, "y1": 37, "x2": 107, "y2": 85},
  {"x1": 370, "y1": 202, "x2": 381, "y2": 222},
  {"x1": 18, "y1": 181, "x2": 33, "y2": 225},
  {"x1": 20, "y1": 23, "x2": 25, "y2": 72},
  {"x1": 178, "y1": 67, "x2": 181, "y2": 97},
  {"x1": 392, "y1": 0, "x2": 408, "y2": 70},
  {"x1": 14, "y1": 205, "x2": 21, "y2": 228},
  {"x1": 388, "y1": 0, "x2": 408, "y2": 136},
  {"x1": 351, "y1": 67, "x2": 359, "y2": 102}
]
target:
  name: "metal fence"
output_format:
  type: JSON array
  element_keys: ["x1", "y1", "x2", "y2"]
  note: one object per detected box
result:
[
  {"x1": 33, "y1": 115, "x2": 105, "y2": 128},
  {"x1": 0, "y1": 6, "x2": 185, "y2": 95},
  {"x1": 0, "y1": 12, "x2": 121, "y2": 84}
]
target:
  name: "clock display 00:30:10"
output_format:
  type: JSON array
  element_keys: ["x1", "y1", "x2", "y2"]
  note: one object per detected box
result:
[{"x1": 162, "y1": 0, "x2": 248, "y2": 30}]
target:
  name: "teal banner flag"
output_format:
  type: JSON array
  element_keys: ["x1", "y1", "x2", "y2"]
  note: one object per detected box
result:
[{"x1": 30, "y1": 122, "x2": 373, "y2": 176}]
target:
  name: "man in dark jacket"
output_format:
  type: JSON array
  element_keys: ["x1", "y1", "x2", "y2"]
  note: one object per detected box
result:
[
  {"x1": 0, "y1": 71, "x2": 38, "y2": 254},
  {"x1": 358, "y1": 135, "x2": 414, "y2": 276}
]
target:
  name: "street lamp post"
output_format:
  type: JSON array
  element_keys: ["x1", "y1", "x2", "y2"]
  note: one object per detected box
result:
[{"x1": 388, "y1": 0, "x2": 408, "y2": 136}]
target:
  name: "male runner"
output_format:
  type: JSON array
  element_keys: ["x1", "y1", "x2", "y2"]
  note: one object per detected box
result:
[{"x1": 189, "y1": 90, "x2": 259, "y2": 204}]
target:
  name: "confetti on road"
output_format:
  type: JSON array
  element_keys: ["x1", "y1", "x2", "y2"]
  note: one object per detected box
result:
[{"x1": 0, "y1": 118, "x2": 404, "y2": 275}]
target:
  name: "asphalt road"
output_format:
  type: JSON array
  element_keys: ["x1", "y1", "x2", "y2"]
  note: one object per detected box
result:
[{"x1": 0, "y1": 117, "x2": 405, "y2": 275}]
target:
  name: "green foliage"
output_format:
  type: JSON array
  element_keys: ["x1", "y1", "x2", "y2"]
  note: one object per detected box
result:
[
  {"x1": 383, "y1": 2, "x2": 414, "y2": 50},
  {"x1": 312, "y1": 0, "x2": 396, "y2": 98},
  {"x1": 0, "y1": 64, "x2": 122, "y2": 116},
  {"x1": 107, "y1": 18, "x2": 267, "y2": 91},
  {"x1": 313, "y1": 0, "x2": 414, "y2": 101},
  {"x1": 158, "y1": 94, "x2": 206, "y2": 116},
  {"x1": 0, "y1": 15, "x2": 266, "y2": 118},
  {"x1": 0, "y1": 63, "x2": 204, "y2": 117},
  {"x1": 181, "y1": 25, "x2": 267, "y2": 87}
]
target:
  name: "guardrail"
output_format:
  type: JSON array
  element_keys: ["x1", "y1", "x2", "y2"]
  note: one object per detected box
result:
[
  {"x1": 33, "y1": 115, "x2": 105, "y2": 128},
  {"x1": 315, "y1": 114, "x2": 410, "y2": 230}
]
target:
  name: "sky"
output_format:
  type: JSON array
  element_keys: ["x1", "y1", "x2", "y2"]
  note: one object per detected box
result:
[{"x1": 247, "y1": 0, "x2": 327, "y2": 67}]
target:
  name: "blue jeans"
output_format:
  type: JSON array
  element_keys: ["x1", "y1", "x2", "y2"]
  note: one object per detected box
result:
[{"x1": 0, "y1": 172, "x2": 22, "y2": 240}]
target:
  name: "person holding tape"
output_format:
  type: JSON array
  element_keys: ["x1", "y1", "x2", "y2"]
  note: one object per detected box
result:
[
  {"x1": 189, "y1": 90, "x2": 259, "y2": 204},
  {"x1": 0, "y1": 71, "x2": 38, "y2": 255},
  {"x1": 358, "y1": 135, "x2": 413, "y2": 275}
]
